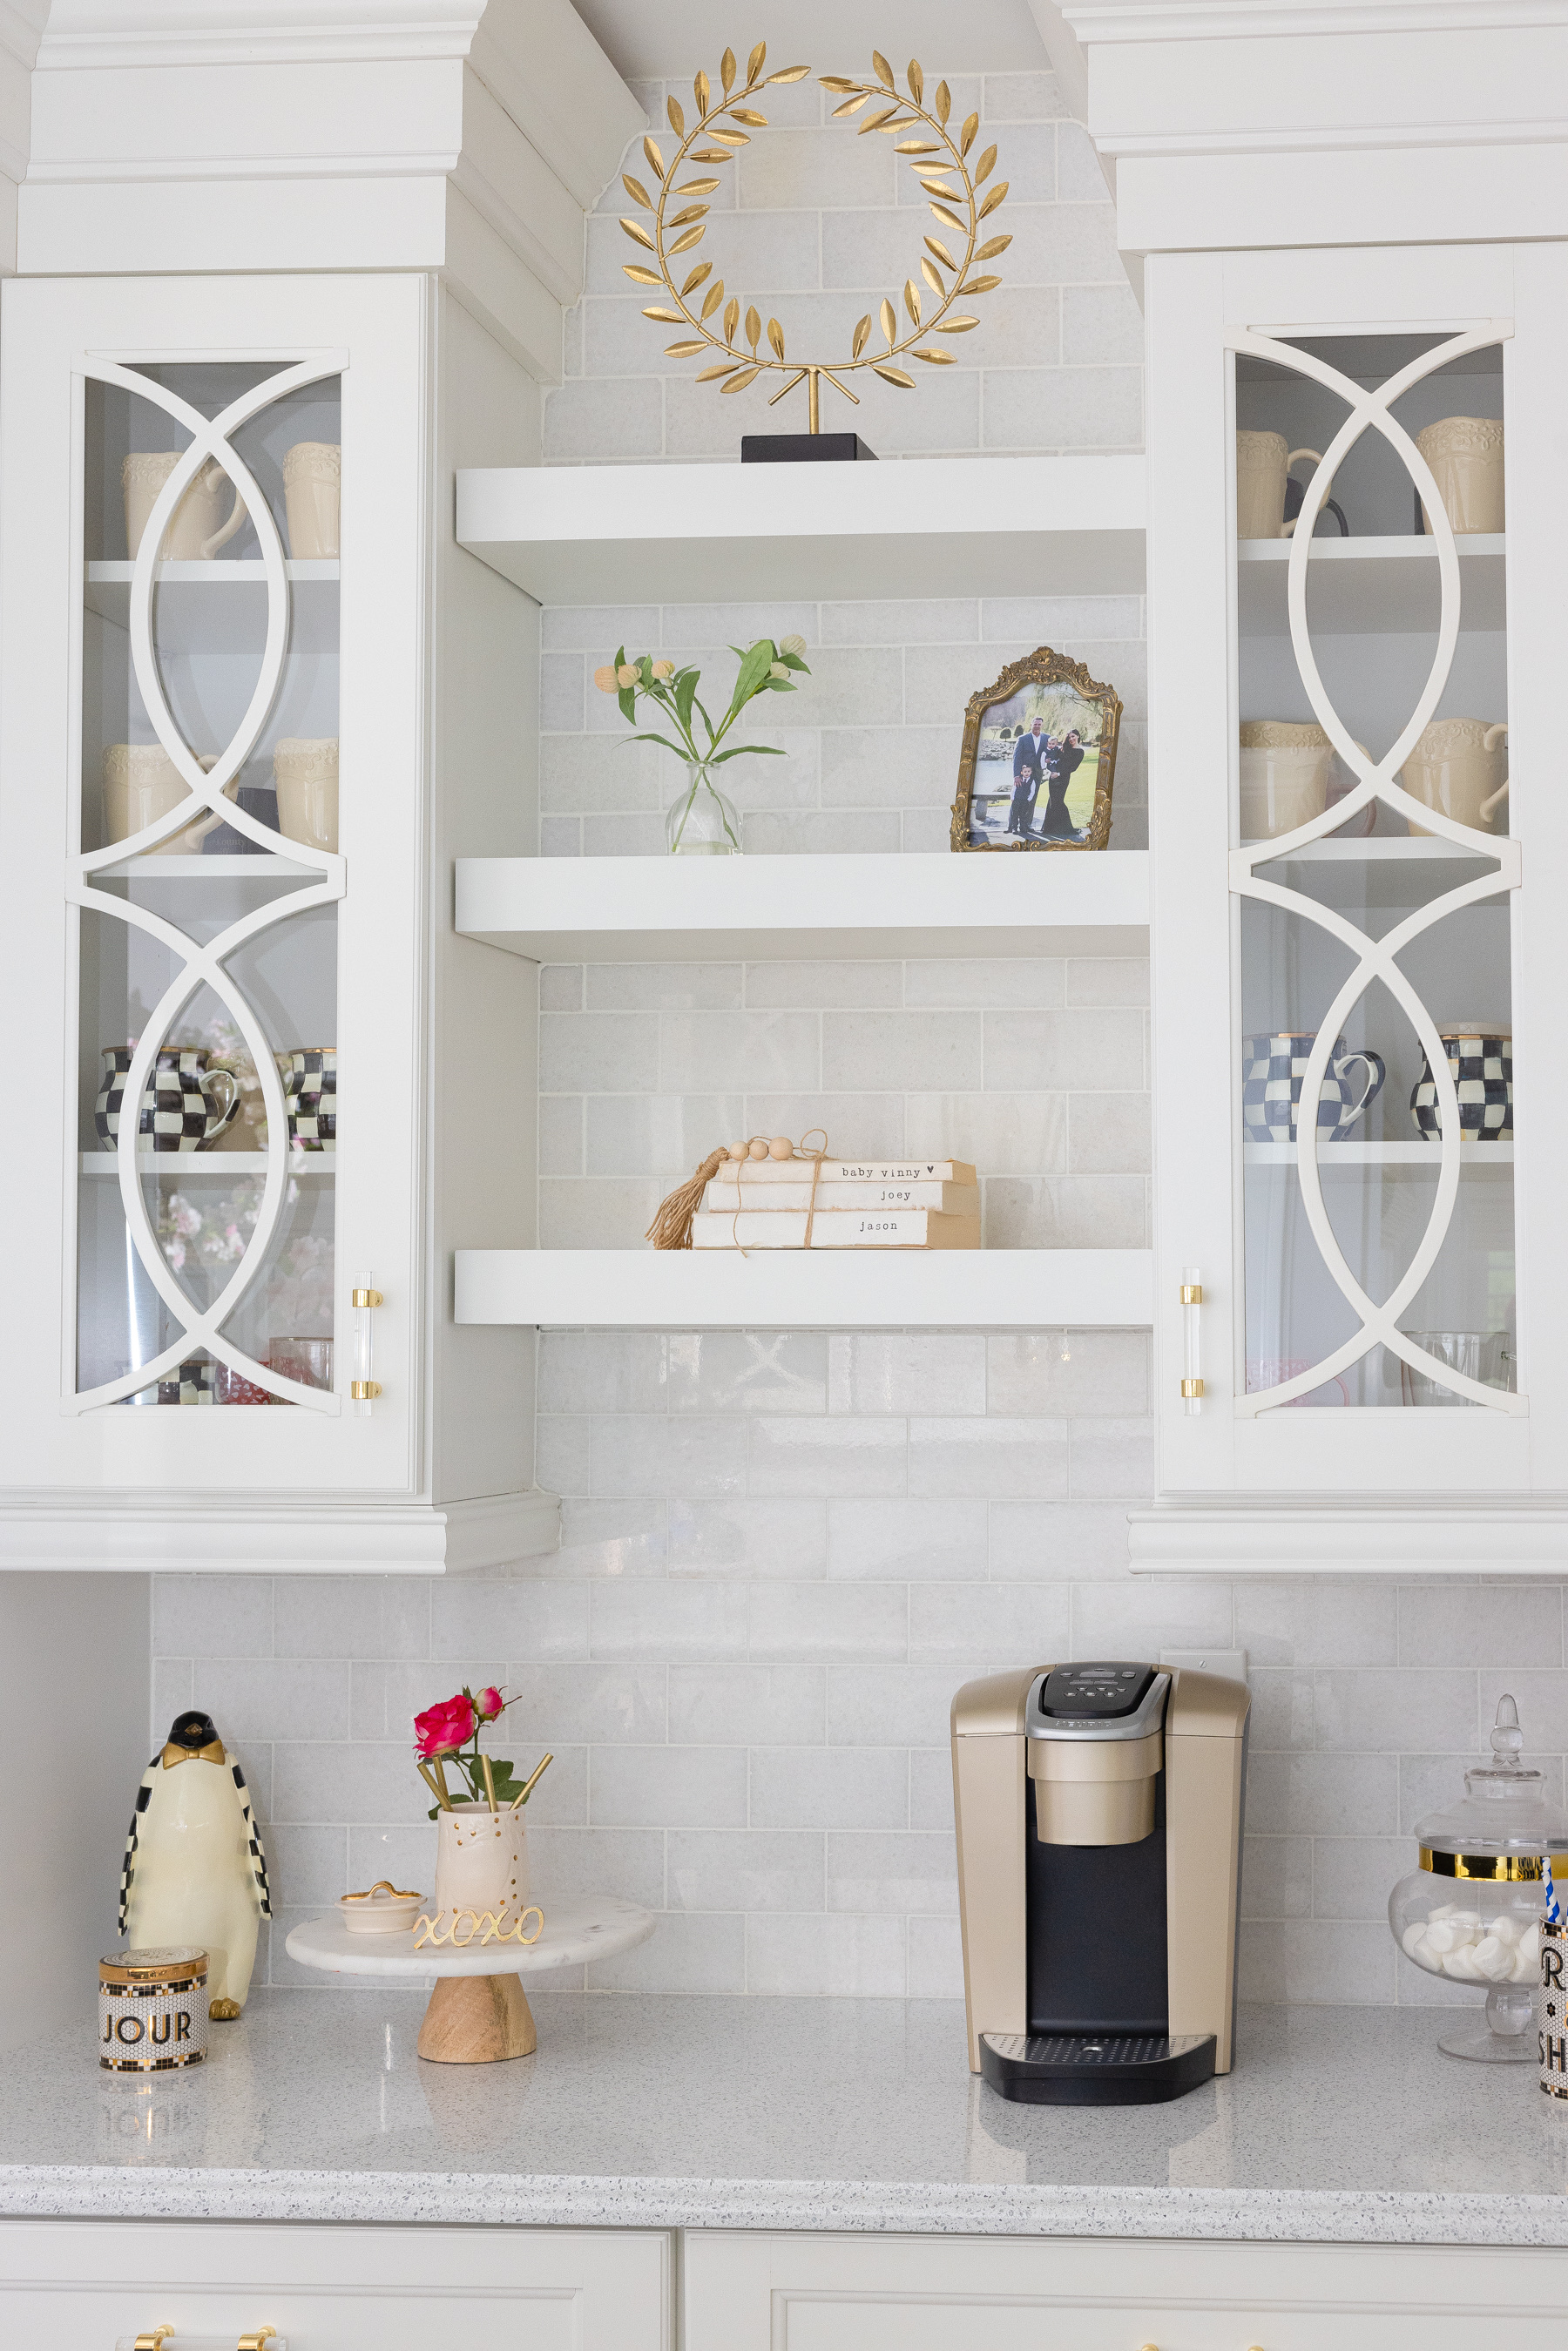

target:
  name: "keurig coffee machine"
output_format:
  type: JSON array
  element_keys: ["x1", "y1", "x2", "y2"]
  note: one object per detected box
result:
[{"x1": 952, "y1": 1660, "x2": 1249, "y2": 2106}]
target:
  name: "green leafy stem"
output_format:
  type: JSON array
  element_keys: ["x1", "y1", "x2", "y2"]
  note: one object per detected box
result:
[{"x1": 594, "y1": 634, "x2": 812, "y2": 850}]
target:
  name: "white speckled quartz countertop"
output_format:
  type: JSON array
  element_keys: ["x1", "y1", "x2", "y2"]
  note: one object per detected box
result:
[{"x1": 3, "y1": 1991, "x2": 1567, "y2": 2244}]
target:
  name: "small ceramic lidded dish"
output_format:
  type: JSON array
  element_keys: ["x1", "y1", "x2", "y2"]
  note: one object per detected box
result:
[
  {"x1": 338, "y1": 1881, "x2": 423, "y2": 1936},
  {"x1": 1389, "y1": 1695, "x2": 1568, "y2": 2062}
]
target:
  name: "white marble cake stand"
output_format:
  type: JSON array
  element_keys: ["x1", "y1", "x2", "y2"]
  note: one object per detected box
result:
[{"x1": 286, "y1": 1895, "x2": 653, "y2": 2064}]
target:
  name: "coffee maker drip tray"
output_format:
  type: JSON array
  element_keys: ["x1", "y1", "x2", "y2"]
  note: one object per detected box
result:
[{"x1": 980, "y1": 2030, "x2": 1217, "y2": 2107}]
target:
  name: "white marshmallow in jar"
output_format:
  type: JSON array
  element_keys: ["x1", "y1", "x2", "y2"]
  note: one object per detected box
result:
[{"x1": 99, "y1": 1945, "x2": 208, "y2": 2071}]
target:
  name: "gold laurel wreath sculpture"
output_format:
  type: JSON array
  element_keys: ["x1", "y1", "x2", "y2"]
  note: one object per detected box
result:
[{"x1": 619, "y1": 43, "x2": 1010, "y2": 432}]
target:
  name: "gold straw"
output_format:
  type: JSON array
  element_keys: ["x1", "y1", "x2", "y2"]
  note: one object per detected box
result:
[
  {"x1": 481, "y1": 1752, "x2": 497, "y2": 1816},
  {"x1": 509, "y1": 1753, "x2": 554, "y2": 1813},
  {"x1": 416, "y1": 1758, "x2": 451, "y2": 1811}
]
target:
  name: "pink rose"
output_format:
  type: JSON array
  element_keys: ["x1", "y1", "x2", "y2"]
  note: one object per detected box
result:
[
  {"x1": 415, "y1": 1692, "x2": 475, "y2": 1757},
  {"x1": 476, "y1": 1686, "x2": 504, "y2": 1720}
]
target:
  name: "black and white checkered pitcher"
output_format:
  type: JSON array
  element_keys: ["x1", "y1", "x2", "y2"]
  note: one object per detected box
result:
[
  {"x1": 1410, "y1": 1028, "x2": 1513, "y2": 1142},
  {"x1": 1242, "y1": 1030, "x2": 1386, "y2": 1145},
  {"x1": 276, "y1": 1046, "x2": 336, "y2": 1152},
  {"x1": 94, "y1": 1045, "x2": 240, "y2": 1152}
]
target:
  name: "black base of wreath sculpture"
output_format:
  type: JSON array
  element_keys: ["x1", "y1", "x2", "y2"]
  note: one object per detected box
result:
[{"x1": 741, "y1": 433, "x2": 879, "y2": 463}]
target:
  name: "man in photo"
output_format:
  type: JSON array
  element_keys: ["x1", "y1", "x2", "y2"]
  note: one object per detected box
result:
[
  {"x1": 1008, "y1": 714, "x2": 1046, "y2": 837},
  {"x1": 1037, "y1": 726, "x2": 1085, "y2": 840}
]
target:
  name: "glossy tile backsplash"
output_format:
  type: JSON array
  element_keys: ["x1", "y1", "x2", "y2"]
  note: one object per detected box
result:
[
  {"x1": 537, "y1": 952, "x2": 1151, "y2": 1249},
  {"x1": 151, "y1": 1342, "x2": 1564, "y2": 2006}
]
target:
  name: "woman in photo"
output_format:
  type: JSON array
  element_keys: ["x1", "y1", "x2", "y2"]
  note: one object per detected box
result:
[{"x1": 1037, "y1": 726, "x2": 1085, "y2": 839}]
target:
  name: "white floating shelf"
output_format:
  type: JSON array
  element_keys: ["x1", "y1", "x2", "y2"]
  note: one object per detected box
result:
[
  {"x1": 87, "y1": 855, "x2": 320, "y2": 881},
  {"x1": 1238, "y1": 534, "x2": 1504, "y2": 637},
  {"x1": 456, "y1": 850, "x2": 1149, "y2": 962},
  {"x1": 455, "y1": 1247, "x2": 1154, "y2": 1330},
  {"x1": 1244, "y1": 1142, "x2": 1513, "y2": 1165},
  {"x1": 456, "y1": 455, "x2": 1146, "y2": 605},
  {"x1": 78, "y1": 1153, "x2": 334, "y2": 1175}
]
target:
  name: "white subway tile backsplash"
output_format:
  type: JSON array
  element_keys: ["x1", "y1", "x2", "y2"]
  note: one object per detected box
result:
[
  {"x1": 667, "y1": 1330, "x2": 828, "y2": 1415},
  {"x1": 827, "y1": 1831, "x2": 958, "y2": 1915},
  {"x1": 669, "y1": 1829, "x2": 825, "y2": 1914},
  {"x1": 192, "y1": 1658, "x2": 351, "y2": 1746},
  {"x1": 750, "y1": 1744, "x2": 909, "y2": 1830},
  {"x1": 826, "y1": 1665, "x2": 973, "y2": 1750},
  {"x1": 154, "y1": 1573, "x2": 271, "y2": 1659},
  {"x1": 746, "y1": 1910, "x2": 908, "y2": 1996},
  {"x1": 909, "y1": 1581, "x2": 1071, "y2": 1665},
  {"x1": 748, "y1": 1415, "x2": 909, "y2": 1496},
  {"x1": 591, "y1": 1908, "x2": 747, "y2": 1993},
  {"x1": 828, "y1": 1334, "x2": 987, "y2": 1418},
  {"x1": 669, "y1": 1664, "x2": 826, "y2": 1746},
  {"x1": 1314, "y1": 1669, "x2": 1478, "y2": 1754},
  {"x1": 668, "y1": 1496, "x2": 829, "y2": 1577},
  {"x1": 909, "y1": 1415, "x2": 1069, "y2": 1499},
  {"x1": 539, "y1": 1331, "x2": 669, "y2": 1415},
  {"x1": 909, "y1": 1914, "x2": 966, "y2": 1999},
  {"x1": 828, "y1": 1496, "x2": 990, "y2": 1582},
  {"x1": 748, "y1": 1582, "x2": 909, "y2": 1664},
  {"x1": 1403, "y1": 1584, "x2": 1564, "y2": 1667},
  {"x1": 591, "y1": 1744, "x2": 748, "y2": 1828}
]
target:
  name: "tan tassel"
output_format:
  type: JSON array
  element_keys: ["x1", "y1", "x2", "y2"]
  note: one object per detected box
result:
[{"x1": 646, "y1": 1147, "x2": 729, "y2": 1249}]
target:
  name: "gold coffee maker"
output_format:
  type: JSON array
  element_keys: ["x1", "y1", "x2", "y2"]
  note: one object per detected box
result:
[{"x1": 952, "y1": 1660, "x2": 1249, "y2": 2104}]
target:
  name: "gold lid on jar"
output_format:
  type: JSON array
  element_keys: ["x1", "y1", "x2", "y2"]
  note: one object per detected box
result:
[
  {"x1": 1418, "y1": 1848, "x2": 1568, "y2": 1881},
  {"x1": 99, "y1": 1945, "x2": 207, "y2": 1988}
]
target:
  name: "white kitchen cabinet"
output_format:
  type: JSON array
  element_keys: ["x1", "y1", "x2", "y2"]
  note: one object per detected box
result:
[
  {"x1": 0, "y1": 2219, "x2": 671, "y2": 2351},
  {"x1": 684, "y1": 2229, "x2": 1568, "y2": 2349},
  {"x1": 0, "y1": 270, "x2": 551, "y2": 1573},
  {"x1": 1136, "y1": 240, "x2": 1568, "y2": 1571}
]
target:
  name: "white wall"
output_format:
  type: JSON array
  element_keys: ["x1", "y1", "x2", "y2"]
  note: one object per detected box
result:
[{"x1": 0, "y1": 1573, "x2": 148, "y2": 2042}]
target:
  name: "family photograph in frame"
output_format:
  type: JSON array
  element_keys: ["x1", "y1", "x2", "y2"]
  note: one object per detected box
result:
[{"x1": 950, "y1": 646, "x2": 1122, "y2": 852}]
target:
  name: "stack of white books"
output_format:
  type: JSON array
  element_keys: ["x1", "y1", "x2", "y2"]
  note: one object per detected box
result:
[{"x1": 691, "y1": 1158, "x2": 981, "y2": 1249}]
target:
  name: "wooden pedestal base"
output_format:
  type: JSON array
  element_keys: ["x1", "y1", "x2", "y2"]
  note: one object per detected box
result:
[{"x1": 416, "y1": 1971, "x2": 537, "y2": 2064}]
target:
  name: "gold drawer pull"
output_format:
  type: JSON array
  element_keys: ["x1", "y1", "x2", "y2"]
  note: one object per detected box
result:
[
  {"x1": 134, "y1": 2334, "x2": 174, "y2": 2351},
  {"x1": 239, "y1": 2333, "x2": 278, "y2": 2351}
]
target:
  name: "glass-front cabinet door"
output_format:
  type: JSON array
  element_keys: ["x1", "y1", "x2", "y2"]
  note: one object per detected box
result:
[
  {"x1": 1144, "y1": 243, "x2": 1568, "y2": 1550},
  {"x1": 0, "y1": 274, "x2": 429, "y2": 1513},
  {"x1": 77, "y1": 354, "x2": 345, "y2": 1415}
]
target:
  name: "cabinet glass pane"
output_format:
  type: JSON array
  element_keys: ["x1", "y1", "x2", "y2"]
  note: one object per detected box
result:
[
  {"x1": 1232, "y1": 330, "x2": 1515, "y2": 1413},
  {"x1": 73, "y1": 358, "x2": 342, "y2": 1409}
]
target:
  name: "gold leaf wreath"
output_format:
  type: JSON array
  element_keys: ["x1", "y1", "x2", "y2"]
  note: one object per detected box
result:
[{"x1": 619, "y1": 44, "x2": 1009, "y2": 429}]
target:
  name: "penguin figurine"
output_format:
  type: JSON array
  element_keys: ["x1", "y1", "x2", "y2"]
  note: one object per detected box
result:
[{"x1": 118, "y1": 1710, "x2": 271, "y2": 2017}]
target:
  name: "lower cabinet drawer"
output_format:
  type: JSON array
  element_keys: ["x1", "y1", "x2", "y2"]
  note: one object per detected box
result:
[
  {"x1": 684, "y1": 2229, "x2": 1568, "y2": 2351},
  {"x1": 0, "y1": 2220, "x2": 672, "y2": 2351}
]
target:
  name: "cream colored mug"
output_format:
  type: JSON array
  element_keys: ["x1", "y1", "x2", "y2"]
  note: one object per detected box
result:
[
  {"x1": 1400, "y1": 719, "x2": 1509, "y2": 835},
  {"x1": 122, "y1": 451, "x2": 246, "y2": 562},
  {"x1": 1236, "y1": 431, "x2": 1325, "y2": 540},
  {"x1": 274, "y1": 737, "x2": 339, "y2": 854},
  {"x1": 103, "y1": 744, "x2": 235, "y2": 855},
  {"x1": 1416, "y1": 417, "x2": 1504, "y2": 537},
  {"x1": 1240, "y1": 721, "x2": 1370, "y2": 841},
  {"x1": 283, "y1": 442, "x2": 340, "y2": 558}
]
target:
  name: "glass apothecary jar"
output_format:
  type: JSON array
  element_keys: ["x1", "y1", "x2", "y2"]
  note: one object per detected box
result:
[{"x1": 1389, "y1": 1696, "x2": 1566, "y2": 2060}]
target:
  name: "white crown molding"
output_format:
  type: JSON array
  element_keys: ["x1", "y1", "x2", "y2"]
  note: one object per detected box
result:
[
  {"x1": 34, "y1": 0, "x2": 484, "y2": 69},
  {"x1": 1060, "y1": 1, "x2": 1568, "y2": 39},
  {"x1": 1130, "y1": 1501, "x2": 1568, "y2": 1572},
  {"x1": 1098, "y1": 114, "x2": 1568, "y2": 158},
  {"x1": 0, "y1": 1486, "x2": 561, "y2": 1571}
]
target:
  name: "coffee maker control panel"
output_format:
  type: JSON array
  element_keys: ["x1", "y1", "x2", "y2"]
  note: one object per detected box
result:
[{"x1": 1025, "y1": 1662, "x2": 1170, "y2": 1743}]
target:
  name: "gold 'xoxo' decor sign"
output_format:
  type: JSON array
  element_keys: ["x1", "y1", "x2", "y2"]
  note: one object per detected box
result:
[{"x1": 621, "y1": 44, "x2": 1010, "y2": 431}]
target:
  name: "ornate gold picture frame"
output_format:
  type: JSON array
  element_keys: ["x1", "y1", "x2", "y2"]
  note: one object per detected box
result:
[{"x1": 950, "y1": 646, "x2": 1122, "y2": 852}]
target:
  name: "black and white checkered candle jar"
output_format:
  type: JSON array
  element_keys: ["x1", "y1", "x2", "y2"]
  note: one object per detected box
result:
[
  {"x1": 276, "y1": 1047, "x2": 335, "y2": 1152},
  {"x1": 94, "y1": 1045, "x2": 239, "y2": 1153},
  {"x1": 1410, "y1": 1029, "x2": 1513, "y2": 1142},
  {"x1": 1540, "y1": 1916, "x2": 1568, "y2": 2100},
  {"x1": 99, "y1": 1946, "x2": 208, "y2": 2071}
]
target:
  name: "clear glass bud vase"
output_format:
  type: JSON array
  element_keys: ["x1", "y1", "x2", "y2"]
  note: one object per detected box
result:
[{"x1": 665, "y1": 760, "x2": 741, "y2": 856}]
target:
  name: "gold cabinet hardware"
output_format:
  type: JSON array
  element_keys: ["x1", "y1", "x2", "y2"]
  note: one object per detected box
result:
[
  {"x1": 351, "y1": 1287, "x2": 382, "y2": 1309},
  {"x1": 1180, "y1": 1377, "x2": 1205, "y2": 1398},
  {"x1": 134, "y1": 2332, "x2": 174, "y2": 2351},
  {"x1": 350, "y1": 1379, "x2": 382, "y2": 1400},
  {"x1": 239, "y1": 2332, "x2": 278, "y2": 2351},
  {"x1": 1179, "y1": 1282, "x2": 1203, "y2": 1305}
]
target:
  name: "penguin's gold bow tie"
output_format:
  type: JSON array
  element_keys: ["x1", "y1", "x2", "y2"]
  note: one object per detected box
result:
[{"x1": 161, "y1": 1738, "x2": 225, "y2": 1768}]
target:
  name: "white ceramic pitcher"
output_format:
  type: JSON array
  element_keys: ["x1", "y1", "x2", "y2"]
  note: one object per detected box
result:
[{"x1": 123, "y1": 451, "x2": 247, "y2": 561}]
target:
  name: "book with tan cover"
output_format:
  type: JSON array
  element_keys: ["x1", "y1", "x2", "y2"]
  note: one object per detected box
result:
[
  {"x1": 709, "y1": 1158, "x2": 977, "y2": 1187},
  {"x1": 690, "y1": 1209, "x2": 981, "y2": 1250},
  {"x1": 702, "y1": 1178, "x2": 980, "y2": 1215}
]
